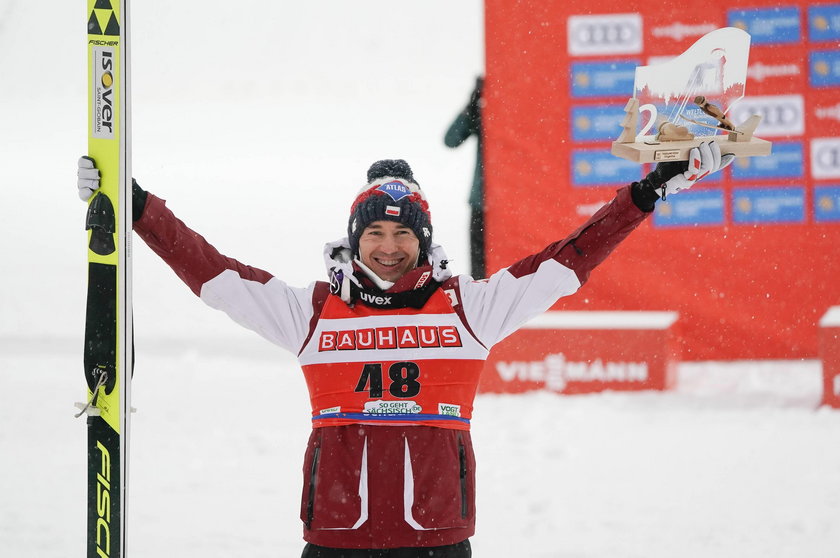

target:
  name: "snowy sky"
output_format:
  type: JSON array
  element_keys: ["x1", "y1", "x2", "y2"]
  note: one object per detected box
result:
[{"x1": 0, "y1": 0, "x2": 485, "y2": 346}]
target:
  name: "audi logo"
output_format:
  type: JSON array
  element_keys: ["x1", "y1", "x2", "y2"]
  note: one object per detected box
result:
[
  {"x1": 732, "y1": 103, "x2": 801, "y2": 126},
  {"x1": 729, "y1": 96, "x2": 804, "y2": 136},
  {"x1": 572, "y1": 23, "x2": 638, "y2": 46},
  {"x1": 568, "y1": 14, "x2": 642, "y2": 55},
  {"x1": 815, "y1": 145, "x2": 840, "y2": 169}
]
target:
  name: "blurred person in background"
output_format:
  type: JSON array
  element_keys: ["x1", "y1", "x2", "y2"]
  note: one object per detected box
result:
[{"x1": 445, "y1": 76, "x2": 486, "y2": 279}]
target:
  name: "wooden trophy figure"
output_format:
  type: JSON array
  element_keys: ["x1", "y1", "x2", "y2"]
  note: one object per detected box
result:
[{"x1": 611, "y1": 27, "x2": 772, "y2": 164}]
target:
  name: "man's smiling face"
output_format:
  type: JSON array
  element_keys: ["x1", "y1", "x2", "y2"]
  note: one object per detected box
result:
[{"x1": 358, "y1": 220, "x2": 420, "y2": 282}]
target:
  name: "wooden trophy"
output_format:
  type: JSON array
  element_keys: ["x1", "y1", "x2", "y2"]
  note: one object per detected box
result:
[{"x1": 611, "y1": 27, "x2": 773, "y2": 164}]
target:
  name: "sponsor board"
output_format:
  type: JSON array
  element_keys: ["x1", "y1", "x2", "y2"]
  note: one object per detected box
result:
[
  {"x1": 728, "y1": 7, "x2": 801, "y2": 45},
  {"x1": 814, "y1": 186, "x2": 840, "y2": 222},
  {"x1": 810, "y1": 50, "x2": 840, "y2": 87},
  {"x1": 649, "y1": 21, "x2": 719, "y2": 43},
  {"x1": 572, "y1": 149, "x2": 640, "y2": 186},
  {"x1": 731, "y1": 141, "x2": 804, "y2": 180},
  {"x1": 741, "y1": 47, "x2": 806, "y2": 95},
  {"x1": 567, "y1": 13, "x2": 642, "y2": 57},
  {"x1": 495, "y1": 353, "x2": 649, "y2": 393},
  {"x1": 571, "y1": 104, "x2": 627, "y2": 142},
  {"x1": 810, "y1": 89, "x2": 840, "y2": 136},
  {"x1": 814, "y1": 101, "x2": 840, "y2": 125},
  {"x1": 748, "y1": 61, "x2": 803, "y2": 85},
  {"x1": 732, "y1": 187, "x2": 805, "y2": 224},
  {"x1": 811, "y1": 138, "x2": 840, "y2": 179},
  {"x1": 484, "y1": 0, "x2": 840, "y2": 363},
  {"x1": 809, "y1": 5, "x2": 840, "y2": 42},
  {"x1": 570, "y1": 61, "x2": 638, "y2": 98},
  {"x1": 728, "y1": 95, "x2": 804, "y2": 137},
  {"x1": 653, "y1": 190, "x2": 725, "y2": 228}
]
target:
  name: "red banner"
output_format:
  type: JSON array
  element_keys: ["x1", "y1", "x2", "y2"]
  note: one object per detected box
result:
[
  {"x1": 819, "y1": 307, "x2": 840, "y2": 408},
  {"x1": 479, "y1": 311, "x2": 679, "y2": 395},
  {"x1": 483, "y1": 0, "x2": 840, "y2": 360}
]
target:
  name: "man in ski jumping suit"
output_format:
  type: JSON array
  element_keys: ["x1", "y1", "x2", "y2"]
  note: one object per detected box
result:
[{"x1": 77, "y1": 144, "x2": 733, "y2": 557}]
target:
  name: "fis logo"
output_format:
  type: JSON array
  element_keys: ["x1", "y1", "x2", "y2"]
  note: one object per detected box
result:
[
  {"x1": 732, "y1": 187, "x2": 805, "y2": 225},
  {"x1": 570, "y1": 61, "x2": 637, "y2": 98},
  {"x1": 810, "y1": 50, "x2": 840, "y2": 87},
  {"x1": 571, "y1": 105, "x2": 627, "y2": 142},
  {"x1": 572, "y1": 149, "x2": 639, "y2": 186},
  {"x1": 319, "y1": 325, "x2": 462, "y2": 351},
  {"x1": 92, "y1": 47, "x2": 116, "y2": 139},
  {"x1": 729, "y1": 7, "x2": 801, "y2": 45},
  {"x1": 732, "y1": 141, "x2": 804, "y2": 180},
  {"x1": 809, "y1": 5, "x2": 840, "y2": 42},
  {"x1": 815, "y1": 186, "x2": 840, "y2": 222},
  {"x1": 653, "y1": 190, "x2": 725, "y2": 228}
]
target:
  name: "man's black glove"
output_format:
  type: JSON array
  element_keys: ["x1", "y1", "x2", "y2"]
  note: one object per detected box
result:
[{"x1": 630, "y1": 141, "x2": 735, "y2": 212}]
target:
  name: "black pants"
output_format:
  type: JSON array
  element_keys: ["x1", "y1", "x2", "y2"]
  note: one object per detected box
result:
[
  {"x1": 470, "y1": 207, "x2": 485, "y2": 279},
  {"x1": 301, "y1": 540, "x2": 471, "y2": 558}
]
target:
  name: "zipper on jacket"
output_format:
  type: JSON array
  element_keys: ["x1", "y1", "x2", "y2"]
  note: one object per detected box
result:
[
  {"x1": 305, "y1": 445, "x2": 321, "y2": 528},
  {"x1": 458, "y1": 436, "x2": 468, "y2": 519}
]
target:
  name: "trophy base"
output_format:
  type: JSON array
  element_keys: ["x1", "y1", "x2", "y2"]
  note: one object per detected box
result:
[{"x1": 611, "y1": 135, "x2": 773, "y2": 164}]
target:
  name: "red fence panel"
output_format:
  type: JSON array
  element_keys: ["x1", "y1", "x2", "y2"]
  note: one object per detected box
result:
[{"x1": 480, "y1": 311, "x2": 679, "y2": 395}]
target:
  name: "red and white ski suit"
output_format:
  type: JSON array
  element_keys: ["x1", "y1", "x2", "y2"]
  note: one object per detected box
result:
[{"x1": 133, "y1": 185, "x2": 650, "y2": 549}]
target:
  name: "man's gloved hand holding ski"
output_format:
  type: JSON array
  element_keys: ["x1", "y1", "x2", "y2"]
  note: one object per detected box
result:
[
  {"x1": 631, "y1": 141, "x2": 735, "y2": 211},
  {"x1": 77, "y1": 156, "x2": 101, "y2": 201},
  {"x1": 77, "y1": 156, "x2": 148, "y2": 222}
]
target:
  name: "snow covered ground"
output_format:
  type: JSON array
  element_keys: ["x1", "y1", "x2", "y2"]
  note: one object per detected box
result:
[
  {"x1": 2, "y1": 346, "x2": 838, "y2": 557},
  {"x1": 2, "y1": 1, "x2": 839, "y2": 556}
]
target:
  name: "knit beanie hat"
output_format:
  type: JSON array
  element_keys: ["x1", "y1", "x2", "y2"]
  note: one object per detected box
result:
[{"x1": 348, "y1": 159, "x2": 433, "y2": 260}]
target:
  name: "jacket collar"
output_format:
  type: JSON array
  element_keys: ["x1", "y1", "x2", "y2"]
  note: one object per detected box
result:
[{"x1": 323, "y1": 237, "x2": 452, "y2": 307}]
